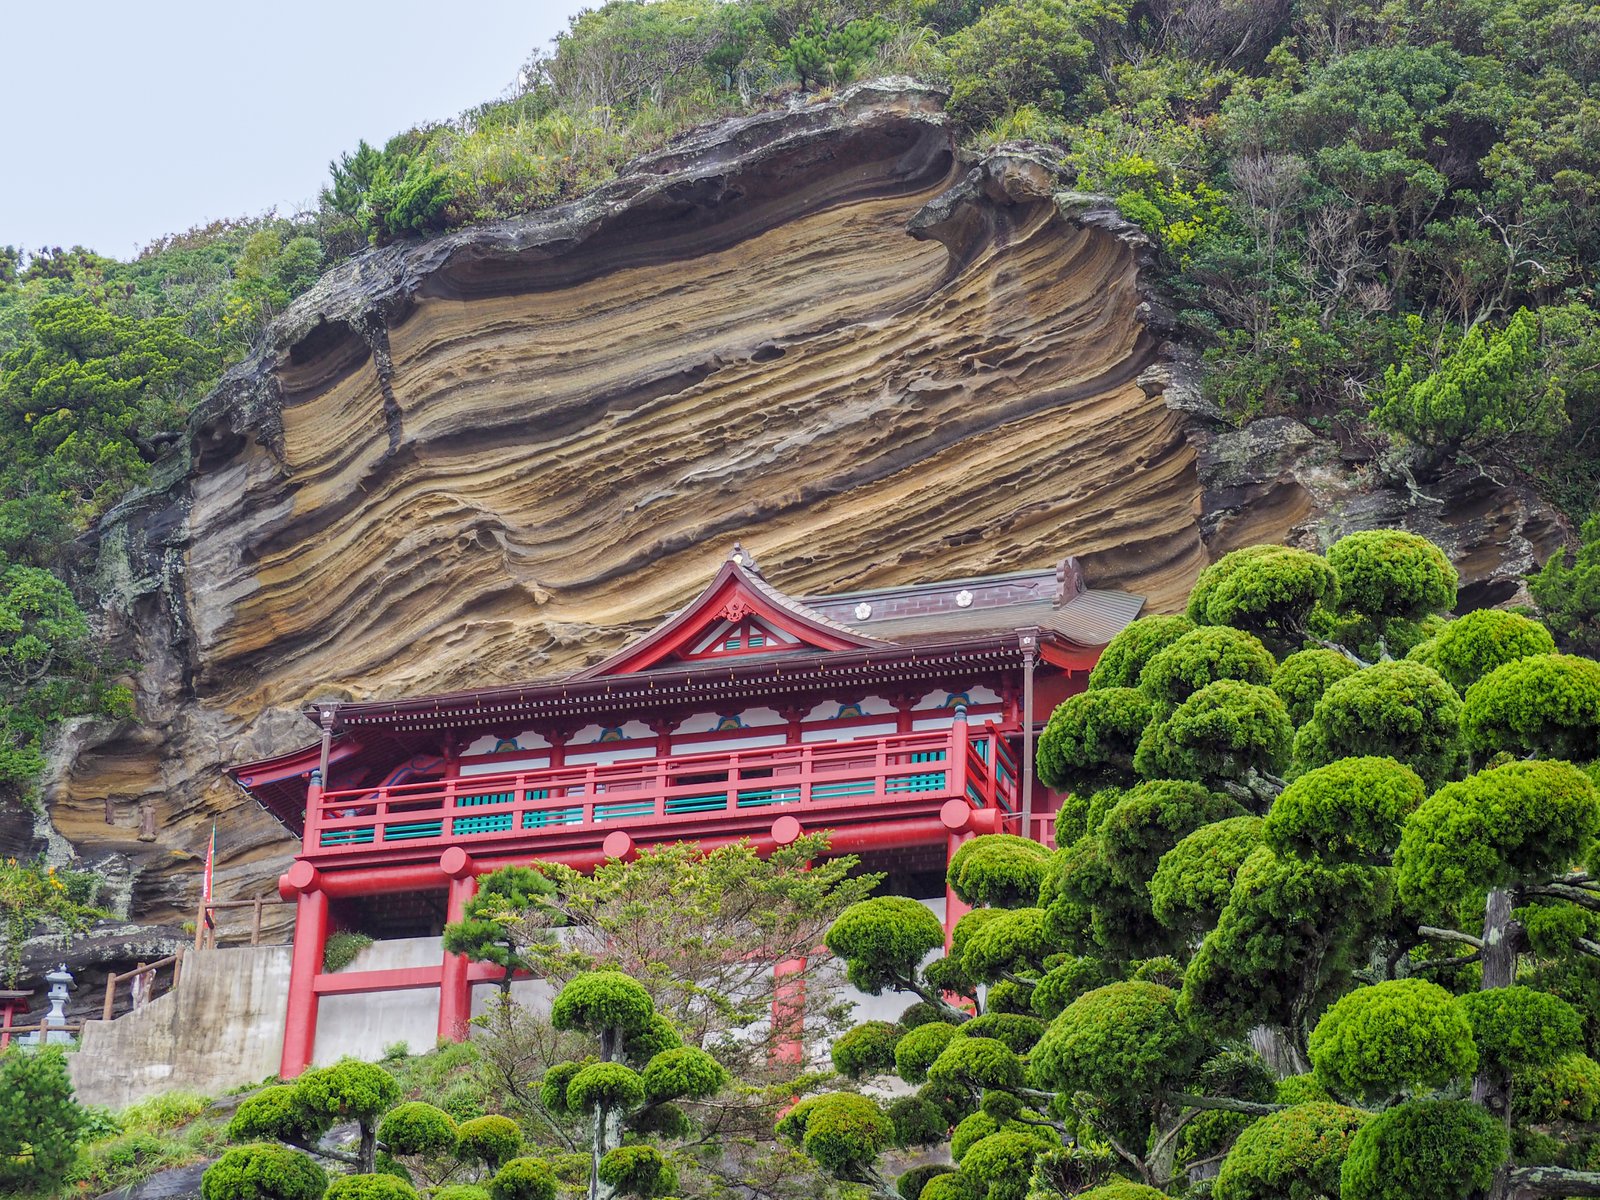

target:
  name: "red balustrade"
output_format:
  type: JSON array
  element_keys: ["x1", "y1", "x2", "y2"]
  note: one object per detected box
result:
[{"x1": 304, "y1": 726, "x2": 1015, "y2": 858}]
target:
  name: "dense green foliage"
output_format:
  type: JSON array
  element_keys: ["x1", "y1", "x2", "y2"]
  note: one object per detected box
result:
[
  {"x1": 800, "y1": 532, "x2": 1600, "y2": 1198},
  {"x1": 200, "y1": 1144, "x2": 327, "y2": 1200},
  {"x1": 0, "y1": 1046, "x2": 88, "y2": 1193}
]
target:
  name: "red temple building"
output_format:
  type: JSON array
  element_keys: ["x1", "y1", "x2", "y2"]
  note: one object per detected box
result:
[{"x1": 231, "y1": 547, "x2": 1143, "y2": 1077}]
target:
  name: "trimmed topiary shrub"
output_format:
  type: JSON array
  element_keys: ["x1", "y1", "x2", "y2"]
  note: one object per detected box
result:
[
  {"x1": 622, "y1": 1012, "x2": 681, "y2": 1062},
  {"x1": 1265, "y1": 757, "x2": 1426, "y2": 864},
  {"x1": 886, "y1": 1095, "x2": 946, "y2": 1147},
  {"x1": 1291, "y1": 660, "x2": 1464, "y2": 787},
  {"x1": 1030, "y1": 955, "x2": 1110, "y2": 1019},
  {"x1": 1396, "y1": 760, "x2": 1600, "y2": 913},
  {"x1": 898, "y1": 1000, "x2": 960, "y2": 1031},
  {"x1": 897, "y1": 1164, "x2": 956, "y2": 1200},
  {"x1": 1271, "y1": 649, "x2": 1359, "y2": 726},
  {"x1": 1275, "y1": 1074, "x2": 1332, "y2": 1105},
  {"x1": 1087, "y1": 614, "x2": 1196, "y2": 689},
  {"x1": 1413, "y1": 608, "x2": 1555, "y2": 693},
  {"x1": 455, "y1": 1115, "x2": 523, "y2": 1170},
  {"x1": 928, "y1": 1036, "x2": 1025, "y2": 1091},
  {"x1": 549, "y1": 971, "x2": 655, "y2": 1036},
  {"x1": 1133, "y1": 680, "x2": 1292, "y2": 782},
  {"x1": 896, "y1": 1021, "x2": 962, "y2": 1084},
  {"x1": 921, "y1": 1174, "x2": 979, "y2": 1200},
  {"x1": 1308, "y1": 980, "x2": 1477, "y2": 1103},
  {"x1": 961, "y1": 1011, "x2": 1045, "y2": 1052},
  {"x1": 1036, "y1": 688, "x2": 1154, "y2": 795},
  {"x1": 597, "y1": 1145, "x2": 676, "y2": 1197},
  {"x1": 432, "y1": 1188, "x2": 491, "y2": 1200},
  {"x1": 227, "y1": 1085, "x2": 324, "y2": 1146},
  {"x1": 1077, "y1": 1183, "x2": 1168, "y2": 1199},
  {"x1": 1461, "y1": 653, "x2": 1600, "y2": 760},
  {"x1": 1213, "y1": 1102, "x2": 1368, "y2": 1200},
  {"x1": 947, "y1": 834, "x2": 1055, "y2": 908},
  {"x1": 1456, "y1": 985, "x2": 1583, "y2": 1076},
  {"x1": 1032, "y1": 982, "x2": 1205, "y2": 1102},
  {"x1": 1339, "y1": 1099, "x2": 1507, "y2": 1200},
  {"x1": 488, "y1": 1157, "x2": 558, "y2": 1200},
  {"x1": 825, "y1": 897, "x2": 946, "y2": 994},
  {"x1": 295, "y1": 1060, "x2": 400, "y2": 1129},
  {"x1": 959, "y1": 1131, "x2": 1055, "y2": 1200},
  {"x1": 1149, "y1": 816, "x2": 1264, "y2": 935},
  {"x1": 1099, "y1": 781, "x2": 1245, "y2": 893},
  {"x1": 537, "y1": 1059, "x2": 590, "y2": 1117},
  {"x1": 1141, "y1": 627, "x2": 1277, "y2": 707},
  {"x1": 565, "y1": 1063, "x2": 645, "y2": 1113},
  {"x1": 323, "y1": 1175, "x2": 417, "y2": 1200},
  {"x1": 1515, "y1": 1052, "x2": 1600, "y2": 1123},
  {"x1": 1188, "y1": 544, "x2": 1338, "y2": 638},
  {"x1": 783, "y1": 1093, "x2": 893, "y2": 1176},
  {"x1": 830, "y1": 1020, "x2": 901, "y2": 1079},
  {"x1": 200, "y1": 1144, "x2": 327, "y2": 1200},
  {"x1": 375, "y1": 1101, "x2": 456, "y2": 1158},
  {"x1": 640, "y1": 1045, "x2": 725, "y2": 1102},
  {"x1": 1327, "y1": 529, "x2": 1458, "y2": 620}
]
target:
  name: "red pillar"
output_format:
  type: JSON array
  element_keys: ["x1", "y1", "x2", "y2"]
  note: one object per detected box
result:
[
  {"x1": 772, "y1": 956, "x2": 806, "y2": 1065},
  {"x1": 944, "y1": 830, "x2": 972, "y2": 952},
  {"x1": 438, "y1": 847, "x2": 479, "y2": 1043},
  {"x1": 279, "y1": 861, "x2": 328, "y2": 1078}
]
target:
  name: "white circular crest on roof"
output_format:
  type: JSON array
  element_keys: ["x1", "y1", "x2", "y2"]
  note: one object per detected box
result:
[
  {"x1": 854, "y1": 602, "x2": 873, "y2": 620},
  {"x1": 955, "y1": 589, "x2": 974, "y2": 608}
]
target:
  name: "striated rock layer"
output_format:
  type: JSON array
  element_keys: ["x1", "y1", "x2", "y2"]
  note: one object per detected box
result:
[{"x1": 54, "y1": 82, "x2": 1206, "y2": 936}]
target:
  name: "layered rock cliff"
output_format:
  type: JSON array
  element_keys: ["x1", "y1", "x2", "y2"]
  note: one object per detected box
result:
[{"x1": 29, "y1": 80, "x2": 1566, "y2": 960}]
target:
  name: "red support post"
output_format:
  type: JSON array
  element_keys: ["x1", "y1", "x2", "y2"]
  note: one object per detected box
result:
[
  {"x1": 438, "y1": 848, "x2": 478, "y2": 1044},
  {"x1": 772, "y1": 956, "x2": 806, "y2": 1065},
  {"x1": 280, "y1": 862, "x2": 328, "y2": 1078},
  {"x1": 944, "y1": 829, "x2": 972, "y2": 952}
]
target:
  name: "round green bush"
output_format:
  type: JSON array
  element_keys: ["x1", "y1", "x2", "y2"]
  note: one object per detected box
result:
[
  {"x1": 537, "y1": 1059, "x2": 590, "y2": 1117},
  {"x1": 597, "y1": 1145, "x2": 676, "y2": 1197},
  {"x1": 961, "y1": 1011, "x2": 1046, "y2": 1052},
  {"x1": 1308, "y1": 979, "x2": 1477, "y2": 1102},
  {"x1": 830, "y1": 1020, "x2": 901, "y2": 1079},
  {"x1": 1327, "y1": 529, "x2": 1458, "y2": 620},
  {"x1": 1141, "y1": 626, "x2": 1278, "y2": 707},
  {"x1": 201, "y1": 1144, "x2": 327, "y2": 1200},
  {"x1": 565, "y1": 1062, "x2": 645, "y2": 1112},
  {"x1": 1032, "y1": 982, "x2": 1204, "y2": 1102},
  {"x1": 1088, "y1": 613, "x2": 1196, "y2": 689},
  {"x1": 1462, "y1": 652, "x2": 1600, "y2": 760},
  {"x1": 1149, "y1": 816, "x2": 1264, "y2": 934},
  {"x1": 985, "y1": 978, "x2": 1035, "y2": 1014},
  {"x1": 797, "y1": 1093, "x2": 893, "y2": 1176},
  {"x1": 825, "y1": 897, "x2": 946, "y2": 994},
  {"x1": 1265, "y1": 756, "x2": 1426, "y2": 864},
  {"x1": 1272, "y1": 649, "x2": 1360, "y2": 727},
  {"x1": 488, "y1": 1157, "x2": 558, "y2": 1200},
  {"x1": 1078, "y1": 1184, "x2": 1168, "y2": 1199},
  {"x1": 324, "y1": 1176, "x2": 417, "y2": 1200},
  {"x1": 1291, "y1": 660, "x2": 1464, "y2": 786},
  {"x1": 455, "y1": 1115, "x2": 523, "y2": 1170},
  {"x1": 549, "y1": 971, "x2": 655, "y2": 1036},
  {"x1": 928, "y1": 1036, "x2": 1025, "y2": 1091},
  {"x1": 1339, "y1": 1099, "x2": 1507, "y2": 1200},
  {"x1": 1456, "y1": 985, "x2": 1582, "y2": 1076},
  {"x1": 1037, "y1": 688, "x2": 1154, "y2": 794},
  {"x1": 898, "y1": 1000, "x2": 960, "y2": 1031},
  {"x1": 1135, "y1": 679, "x2": 1292, "y2": 784},
  {"x1": 1056, "y1": 785, "x2": 1131, "y2": 847},
  {"x1": 1099, "y1": 780, "x2": 1245, "y2": 892},
  {"x1": 295, "y1": 1060, "x2": 401, "y2": 1125},
  {"x1": 950, "y1": 1111, "x2": 998, "y2": 1162},
  {"x1": 376, "y1": 1102, "x2": 456, "y2": 1158},
  {"x1": 895, "y1": 1021, "x2": 962, "y2": 1084},
  {"x1": 1275, "y1": 1074, "x2": 1332, "y2": 1105},
  {"x1": 959, "y1": 907, "x2": 1055, "y2": 982},
  {"x1": 959, "y1": 1132, "x2": 1054, "y2": 1200},
  {"x1": 228, "y1": 1085, "x2": 325, "y2": 1146},
  {"x1": 623, "y1": 1012, "x2": 682, "y2": 1062},
  {"x1": 1395, "y1": 760, "x2": 1600, "y2": 912},
  {"x1": 886, "y1": 1095, "x2": 947, "y2": 1147},
  {"x1": 1213, "y1": 1102, "x2": 1368, "y2": 1200},
  {"x1": 641, "y1": 1046, "x2": 726, "y2": 1102},
  {"x1": 1030, "y1": 955, "x2": 1110, "y2": 1019},
  {"x1": 921, "y1": 1174, "x2": 978, "y2": 1200},
  {"x1": 1414, "y1": 608, "x2": 1556, "y2": 693},
  {"x1": 897, "y1": 1164, "x2": 955, "y2": 1200},
  {"x1": 1515, "y1": 1052, "x2": 1600, "y2": 1123},
  {"x1": 947, "y1": 834, "x2": 1055, "y2": 908},
  {"x1": 431, "y1": 1187, "x2": 490, "y2": 1200},
  {"x1": 1189, "y1": 544, "x2": 1338, "y2": 637}
]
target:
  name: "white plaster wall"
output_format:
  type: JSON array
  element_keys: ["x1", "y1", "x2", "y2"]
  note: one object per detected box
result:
[{"x1": 313, "y1": 936, "x2": 442, "y2": 1065}]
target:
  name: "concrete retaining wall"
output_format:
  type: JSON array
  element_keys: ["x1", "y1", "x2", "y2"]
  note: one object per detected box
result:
[{"x1": 70, "y1": 945, "x2": 292, "y2": 1110}]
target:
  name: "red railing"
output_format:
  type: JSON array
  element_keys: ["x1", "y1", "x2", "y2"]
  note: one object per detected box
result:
[{"x1": 305, "y1": 726, "x2": 1015, "y2": 857}]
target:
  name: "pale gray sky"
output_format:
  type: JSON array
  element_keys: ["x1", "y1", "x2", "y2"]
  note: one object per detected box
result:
[{"x1": 1, "y1": 1, "x2": 590, "y2": 260}]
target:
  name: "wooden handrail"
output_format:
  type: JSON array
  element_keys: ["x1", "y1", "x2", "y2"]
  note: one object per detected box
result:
[
  {"x1": 195, "y1": 895, "x2": 291, "y2": 951},
  {"x1": 102, "y1": 949, "x2": 185, "y2": 1021}
]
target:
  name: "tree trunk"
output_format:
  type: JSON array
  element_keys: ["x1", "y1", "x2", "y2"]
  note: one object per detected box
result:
[
  {"x1": 1474, "y1": 889, "x2": 1519, "y2": 1126},
  {"x1": 359, "y1": 1120, "x2": 377, "y2": 1174}
]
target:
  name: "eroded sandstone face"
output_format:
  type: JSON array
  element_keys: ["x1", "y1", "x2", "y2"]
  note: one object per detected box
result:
[{"x1": 58, "y1": 82, "x2": 1207, "y2": 928}]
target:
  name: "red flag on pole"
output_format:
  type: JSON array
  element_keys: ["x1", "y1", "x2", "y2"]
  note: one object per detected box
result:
[{"x1": 203, "y1": 823, "x2": 216, "y2": 929}]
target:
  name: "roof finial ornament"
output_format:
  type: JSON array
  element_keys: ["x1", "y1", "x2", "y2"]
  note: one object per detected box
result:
[{"x1": 729, "y1": 542, "x2": 765, "y2": 578}]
